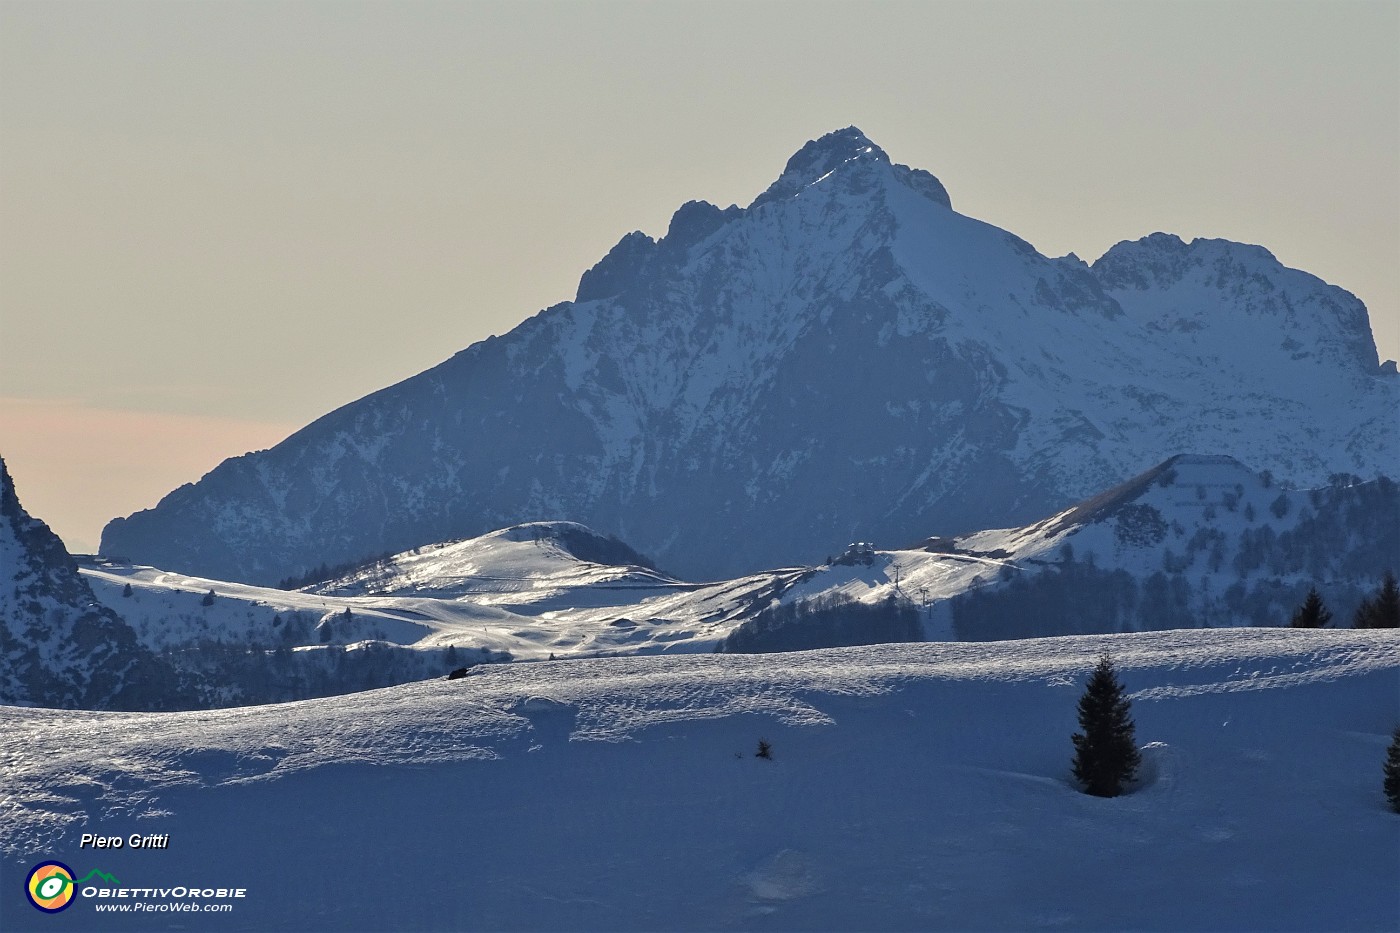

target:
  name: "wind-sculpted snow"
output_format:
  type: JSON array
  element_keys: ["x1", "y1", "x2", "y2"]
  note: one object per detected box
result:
[
  {"x1": 2, "y1": 629, "x2": 1397, "y2": 931},
  {"x1": 100, "y1": 127, "x2": 1398, "y2": 586}
]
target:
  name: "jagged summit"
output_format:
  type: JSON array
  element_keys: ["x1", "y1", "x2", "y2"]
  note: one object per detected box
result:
[
  {"x1": 576, "y1": 198, "x2": 745, "y2": 303},
  {"x1": 1094, "y1": 232, "x2": 1279, "y2": 289},
  {"x1": 575, "y1": 126, "x2": 952, "y2": 304},
  {"x1": 752, "y1": 126, "x2": 887, "y2": 205},
  {"x1": 1093, "y1": 232, "x2": 1381, "y2": 372},
  {"x1": 752, "y1": 126, "x2": 951, "y2": 211}
]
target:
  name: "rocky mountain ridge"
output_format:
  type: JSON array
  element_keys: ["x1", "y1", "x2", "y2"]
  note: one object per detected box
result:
[
  {"x1": 100, "y1": 126, "x2": 1398, "y2": 585},
  {"x1": 0, "y1": 456, "x2": 190, "y2": 709}
]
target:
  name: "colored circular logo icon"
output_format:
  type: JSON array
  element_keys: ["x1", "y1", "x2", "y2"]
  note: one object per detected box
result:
[{"x1": 26, "y1": 861, "x2": 76, "y2": 913}]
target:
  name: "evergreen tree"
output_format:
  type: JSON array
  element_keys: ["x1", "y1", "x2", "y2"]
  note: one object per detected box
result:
[
  {"x1": 201, "y1": 589, "x2": 215, "y2": 607},
  {"x1": 1374, "y1": 572, "x2": 1399, "y2": 628},
  {"x1": 1355, "y1": 572, "x2": 1400, "y2": 629},
  {"x1": 1385, "y1": 727, "x2": 1400, "y2": 814},
  {"x1": 1071, "y1": 654, "x2": 1142, "y2": 797},
  {"x1": 1289, "y1": 587, "x2": 1332, "y2": 628},
  {"x1": 122, "y1": 582, "x2": 133, "y2": 598}
]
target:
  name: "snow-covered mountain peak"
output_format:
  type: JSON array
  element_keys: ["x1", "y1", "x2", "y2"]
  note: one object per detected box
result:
[
  {"x1": 751, "y1": 125, "x2": 911, "y2": 208},
  {"x1": 1094, "y1": 232, "x2": 1277, "y2": 290},
  {"x1": 1092, "y1": 231, "x2": 1381, "y2": 373},
  {"x1": 302, "y1": 519, "x2": 667, "y2": 602},
  {"x1": 99, "y1": 129, "x2": 1396, "y2": 585}
]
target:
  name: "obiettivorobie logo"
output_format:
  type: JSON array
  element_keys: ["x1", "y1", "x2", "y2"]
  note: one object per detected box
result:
[
  {"x1": 25, "y1": 861, "x2": 248, "y2": 915},
  {"x1": 25, "y1": 862, "x2": 118, "y2": 913}
]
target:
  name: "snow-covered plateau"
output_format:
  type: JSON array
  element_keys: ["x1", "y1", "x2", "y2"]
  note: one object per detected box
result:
[{"x1": 3, "y1": 630, "x2": 1398, "y2": 931}]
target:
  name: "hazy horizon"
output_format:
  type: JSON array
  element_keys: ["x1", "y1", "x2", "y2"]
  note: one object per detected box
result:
[{"x1": 2, "y1": 0, "x2": 1396, "y2": 554}]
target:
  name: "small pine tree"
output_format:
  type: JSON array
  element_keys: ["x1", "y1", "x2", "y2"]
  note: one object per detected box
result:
[
  {"x1": 1385, "y1": 728, "x2": 1400, "y2": 814},
  {"x1": 1071, "y1": 654, "x2": 1142, "y2": 797},
  {"x1": 756, "y1": 739, "x2": 773, "y2": 760},
  {"x1": 122, "y1": 582, "x2": 133, "y2": 598},
  {"x1": 201, "y1": 589, "x2": 215, "y2": 607},
  {"x1": 1289, "y1": 587, "x2": 1332, "y2": 628}
]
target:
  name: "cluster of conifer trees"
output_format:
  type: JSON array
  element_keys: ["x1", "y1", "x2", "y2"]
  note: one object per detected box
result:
[
  {"x1": 716, "y1": 593, "x2": 920, "y2": 653},
  {"x1": 1290, "y1": 572, "x2": 1399, "y2": 628}
]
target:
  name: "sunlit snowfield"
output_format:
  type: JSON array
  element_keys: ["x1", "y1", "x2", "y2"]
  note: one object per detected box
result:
[{"x1": 3, "y1": 628, "x2": 1398, "y2": 931}]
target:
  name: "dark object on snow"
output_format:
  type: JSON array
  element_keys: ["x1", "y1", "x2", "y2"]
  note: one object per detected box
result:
[
  {"x1": 756, "y1": 739, "x2": 773, "y2": 760},
  {"x1": 1384, "y1": 727, "x2": 1400, "y2": 814},
  {"x1": 122, "y1": 583, "x2": 133, "y2": 598},
  {"x1": 447, "y1": 667, "x2": 471, "y2": 680},
  {"x1": 200, "y1": 589, "x2": 215, "y2": 607},
  {"x1": 1289, "y1": 587, "x2": 1332, "y2": 628},
  {"x1": 1071, "y1": 653, "x2": 1141, "y2": 797}
]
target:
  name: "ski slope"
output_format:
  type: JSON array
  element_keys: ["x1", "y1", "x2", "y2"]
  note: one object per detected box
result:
[{"x1": 2, "y1": 629, "x2": 1397, "y2": 931}]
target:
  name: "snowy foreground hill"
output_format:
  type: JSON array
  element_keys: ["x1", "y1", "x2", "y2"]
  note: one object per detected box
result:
[
  {"x1": 100, "y1": 126, "x2": 1399, "y2": 586},
  {"x1": 3, "y1": 630, "x2": 1398, "y2": 931}
]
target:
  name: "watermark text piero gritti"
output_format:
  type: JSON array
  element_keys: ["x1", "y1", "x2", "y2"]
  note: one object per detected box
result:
[{"x1": 80, "y1": 832, "x2": 170, "y2": 849}]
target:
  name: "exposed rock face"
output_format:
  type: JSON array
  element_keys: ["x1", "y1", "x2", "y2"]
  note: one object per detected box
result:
[
  {"x1": 101, "y1": 128, "x2": 1398, "y2": 585},
  {"x1": 1, "y1": 456, "x2": 190, "y2": 709}
]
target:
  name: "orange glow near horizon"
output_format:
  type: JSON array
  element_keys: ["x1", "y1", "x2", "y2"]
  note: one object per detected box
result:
[{"x1": 0, "y1": 398, "x2": 299, "y2": 554}]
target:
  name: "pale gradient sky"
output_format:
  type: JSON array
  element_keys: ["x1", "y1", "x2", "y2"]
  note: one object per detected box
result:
[{"x1": 1, "y1": 0, "x2": 1396, "y2": 554}]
